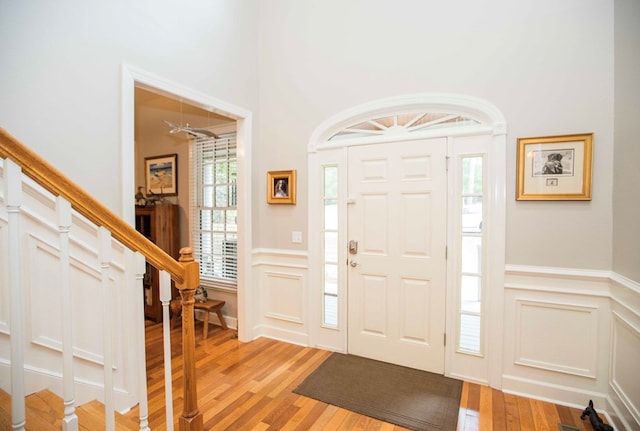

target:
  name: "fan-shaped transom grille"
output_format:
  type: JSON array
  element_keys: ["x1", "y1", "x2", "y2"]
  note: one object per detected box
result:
[{"x1": 329, "y1": 112, "x2": 480, "y2": 141}]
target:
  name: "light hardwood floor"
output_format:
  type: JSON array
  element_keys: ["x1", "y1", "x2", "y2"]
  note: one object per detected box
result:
[{"x1": 134, "y1": 322, "x2": 602, "y2": 431}]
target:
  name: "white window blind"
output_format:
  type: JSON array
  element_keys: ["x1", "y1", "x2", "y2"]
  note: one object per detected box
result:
[{"x1": 192, "y1": 133, "x2": 237, "y2": 285}]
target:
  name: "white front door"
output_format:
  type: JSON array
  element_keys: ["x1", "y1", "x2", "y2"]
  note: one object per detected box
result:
[{"x1": 347, "y1": 138, "x2": 448, "y2": 373}]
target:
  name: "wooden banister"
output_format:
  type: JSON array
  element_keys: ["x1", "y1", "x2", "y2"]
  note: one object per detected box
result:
[
  {"x1": 0, "y1": 127, "x2": 184, "y2": 284},
  {"x1": 1, "y1": 127, "x2": 203, "y2": 431},
  {"x1": 177, "y1": 248, "x2": 204, "y2": 431}
]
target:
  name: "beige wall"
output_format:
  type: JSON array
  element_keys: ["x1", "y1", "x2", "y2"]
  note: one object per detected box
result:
[
  {"x1": 256, "y1": 0, "x2": 615, "y2": 270},
  {"x1": 0, "y1": 0, "x2": 259, "y2": 214},
  {"x1": 613, "y1": 0, "x2": 640, "y2": 282},
  {"x1": 0, "y1": 0, "x2": 632, "y2": 277}
]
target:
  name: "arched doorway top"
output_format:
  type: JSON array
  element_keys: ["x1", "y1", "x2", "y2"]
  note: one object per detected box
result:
[{"x1": 309, "y1": 93, "x2": 506, "y2": 152}]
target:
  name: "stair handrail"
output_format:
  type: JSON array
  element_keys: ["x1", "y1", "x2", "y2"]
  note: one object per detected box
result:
[
  {"x1": 0, "y1": 127, "x2": 204, "y2": 431},
  {"x1": 0, "y1": 127, "x2": 185, "y2": 284}
]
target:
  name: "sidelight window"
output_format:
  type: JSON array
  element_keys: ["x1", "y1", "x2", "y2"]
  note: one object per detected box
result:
[
  {"x1": 323, "y1": 166, "x2": 339, "y2": 327},
  {"x1": 458, "y1": 156, "x2": 484, "y2": 353}
]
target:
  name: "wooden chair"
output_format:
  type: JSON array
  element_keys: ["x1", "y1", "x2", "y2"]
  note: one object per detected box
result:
[{"x1": 171, "y1": 298, "x2": 227, "y2": 339}]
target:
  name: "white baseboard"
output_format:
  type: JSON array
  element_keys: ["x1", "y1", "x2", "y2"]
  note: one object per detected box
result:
[
  {"x1": 502, "y1": 374, "x2": 608, "y2": 410},
  {"x1": 255, "y1": 324, "x2": 309, "y2": 347}
]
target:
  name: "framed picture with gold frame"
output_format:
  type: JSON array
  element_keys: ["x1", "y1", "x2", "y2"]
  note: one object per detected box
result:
[
  {"x1": 267, "y1": 170, "x2": 296, "y2": 204},
  {"x1": 516, "y1": 133, "x2": 593, "y2": 201}
]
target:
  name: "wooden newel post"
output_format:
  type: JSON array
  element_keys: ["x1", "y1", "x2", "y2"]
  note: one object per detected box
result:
[{"x1": 177, "y1": 247, "x2": 203, "y2": 431}]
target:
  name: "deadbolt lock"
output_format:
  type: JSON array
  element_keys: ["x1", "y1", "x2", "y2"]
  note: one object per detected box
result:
[{"x1": 348, "y1": 240, "x2": 358, "y2": 254}]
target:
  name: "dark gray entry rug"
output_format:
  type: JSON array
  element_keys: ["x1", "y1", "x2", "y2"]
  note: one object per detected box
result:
[{"x1": 293, "y1": 353, "x2": 462, "y2": 431}]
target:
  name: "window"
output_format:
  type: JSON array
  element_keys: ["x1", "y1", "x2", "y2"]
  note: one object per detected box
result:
[
  {"x1": 328, "y1": 112, "x2": 479, "y2": 142},
  {"x1": 458, "y1": 156, "x2": 484, "y2": 353},
  {"x1": 192, "y1": 134, "x2": 237, "y2": 285},
  {"x1": 323, "y1": 166, "x2": 339, "y2": 327}
]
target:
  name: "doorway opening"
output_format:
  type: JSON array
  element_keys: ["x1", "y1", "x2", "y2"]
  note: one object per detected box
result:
[{"x1": 121, "y1": 65, "x2": 254, "y2": 341}]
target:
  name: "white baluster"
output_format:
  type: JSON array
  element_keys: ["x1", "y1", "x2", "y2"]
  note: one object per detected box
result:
[
  {"x1": 57, "y1": 197, "x2": 78, "y2": 431},
  {"x1": 160, "y1": 270, "x2": 174, "y2": 431},
  {"x1": 5, "y1": 159, "x2": 26, "y2": 431},
  {"x1": 99, "y1": 227, "x2": 115, "y2": 431},
  {"x1": 135, "y1": 252, "x2": 150, "y2": 431}
]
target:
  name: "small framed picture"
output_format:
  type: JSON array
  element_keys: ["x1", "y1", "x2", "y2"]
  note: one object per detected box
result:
[
  {"x1": 267, "y1": 170, "x2": 296, "y2": 204},
  {"x1": 145, "y1": 154, "x2": 178, "y2": 196},
  {"x1": 516, "y1": 133, "x2": 593, "y2": 201}
]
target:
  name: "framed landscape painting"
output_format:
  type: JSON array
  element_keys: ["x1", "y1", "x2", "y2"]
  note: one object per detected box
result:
[{"x1": 145, "y1": 154, "x2": 178, "y2": 196}]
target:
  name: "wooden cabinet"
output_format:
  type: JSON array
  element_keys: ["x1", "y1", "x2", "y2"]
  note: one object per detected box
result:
[{"x1": 135, "y1": 204, "x2": 179, "y2": 322}]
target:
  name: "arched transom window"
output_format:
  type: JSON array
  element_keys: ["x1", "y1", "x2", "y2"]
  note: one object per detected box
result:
[{"x1": 329, "y1": 112, "x2": 480, "y2": 142}]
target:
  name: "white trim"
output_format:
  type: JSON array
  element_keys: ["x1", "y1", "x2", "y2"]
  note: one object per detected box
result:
[
  {"x1": 309, "y1": 93, "x2": 506, "y2": 152},
  {"x1": 120, "y1": 64, "x2": 254, "y2": 341},
  {"x1": 609, "y1": 309, "x2": 640, "y2": 428},
  {"x1": 505, "y1": 283, "x2": 612, "y2": 298},
  {"x1": 505, "y1": 264, "x2": 613, "y2": 298},
  {"x1": 506, "y1": 264, "x2": 612, "y2": 280},
  {"x1": 610, "y1": 273, "x2": 640, "y2": 320},
  {"x1": 251, "y1": 248, "x2": 309, "y2": 269},
  {"x1": 487, "y1": 129, "x2": 506, "y2": 388},
  {"x1": 253, "y1": 325, "x2": 310, "y2": 347},
  {"x1": 307, "y1": 93, "x2": 507, "y2": 388},
  {"x1": 252, "y1": 247, "x2": 309, "y2": 259},
  {"x1": 610, "y1": 271, "x2": 640, "y2": 294},
  {"x1": 502, "y1": 374, "x2": 610, "y2": 410}
]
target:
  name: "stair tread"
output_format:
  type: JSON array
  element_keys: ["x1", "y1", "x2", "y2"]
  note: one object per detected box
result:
[
  {"x1": 0, "y1": 390, "x2": 11, "y2": 431},
  {"x1": 77, "y1": 400, "x2": 140, "y2": 431},
  {"x1": 26, "y1": 389, "x2": 65, "y2": 420},
  {"x1": 0, "y1": 388, "x2": 140, "y2": 431}
]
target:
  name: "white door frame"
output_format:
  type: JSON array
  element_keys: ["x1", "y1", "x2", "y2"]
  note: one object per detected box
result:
[
  {"x1": 120, "y1": 64, "x2": 255, "y2": 342},
  {"x1": 308, "y1": 93, "x2": 507, "y2": 387}
]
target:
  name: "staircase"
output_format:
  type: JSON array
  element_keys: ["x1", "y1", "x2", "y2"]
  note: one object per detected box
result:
[
  {"x1": 0, "y1": 128, "x2": 206, "y2": 430},
  {"x1": 0, "y1": 389, "x2": 139, "y2": 431}
]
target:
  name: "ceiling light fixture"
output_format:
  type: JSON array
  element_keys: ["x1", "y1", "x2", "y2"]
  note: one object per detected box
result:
[{"x1": 164, "y1": 99, "x2": 218, "y2": 139}]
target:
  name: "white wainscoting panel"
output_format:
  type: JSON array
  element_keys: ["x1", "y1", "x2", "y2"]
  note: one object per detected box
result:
[
  {"x1": 610, "y1": 312, "x2": 640, "y2": 423},
  {"x1": 0, "y1": 192, "x2": 9, "y2": 393},
  {"x1": 253, "y1": 248, "x2": 309, "y2": 345},
  {"x1": 514, "y1": 299, "x2": 598, "y2": 378},
  {"x1": 609, "y1": 273, "x2": 640, "y2": 430},
  {"x1": 0, "y1": 217, "x2": 8, "y2": 334},
  {"x1": 503, "y1": 265, "x2": 612, "y2": 408},
  {"x1": 0, "y1": 173, "x2": 140, "y2": 411},
  {"x1": 26, "y1": 232, "x2": 126, "y2": 367},
  {"x1": 264, "y1": 271, "x2": 304, "y2": 323}
]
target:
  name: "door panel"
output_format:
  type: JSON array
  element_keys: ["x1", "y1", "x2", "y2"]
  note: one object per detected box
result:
[{"x1": 347, "y1": 138, "x2": 447, "y2": 373}]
